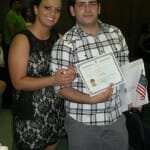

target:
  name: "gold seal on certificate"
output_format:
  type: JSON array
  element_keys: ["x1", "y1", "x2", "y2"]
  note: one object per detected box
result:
[{"x1": 76, "y1": 53, "x2": 125, "y2": 96}]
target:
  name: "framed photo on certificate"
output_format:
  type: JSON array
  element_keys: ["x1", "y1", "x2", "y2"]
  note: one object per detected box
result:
[{"x1": 76, "y1": 53, "x2": 125, "y2": 96}]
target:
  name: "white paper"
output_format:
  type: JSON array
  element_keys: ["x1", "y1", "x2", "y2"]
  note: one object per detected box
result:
[
  {"x1": 120, "y1": 59, "x2": 149, "y2": 112},
  {"x1": 0, "y1": 146, "x2": 8, "y2": 150}
]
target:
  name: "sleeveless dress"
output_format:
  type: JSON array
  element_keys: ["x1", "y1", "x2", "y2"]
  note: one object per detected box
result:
[{"x1": 13, "y1": 29, "x2": 66, "y2": 150}]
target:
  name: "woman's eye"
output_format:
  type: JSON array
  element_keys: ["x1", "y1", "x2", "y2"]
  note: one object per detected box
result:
[
  {"x1": 45, "y1": 6, "x2": 51, "y2": 10},
  {"x1": 56, "y1": 8, "x2": 61, "y2": 13}
]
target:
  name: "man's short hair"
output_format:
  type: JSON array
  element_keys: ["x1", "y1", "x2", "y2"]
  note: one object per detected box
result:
[
  {"x1": 32, "y1": 0, "x2": 42, "y2": 6},
  {"x1": 69, "y1": 0, "x2": 101, "y2": 6}
]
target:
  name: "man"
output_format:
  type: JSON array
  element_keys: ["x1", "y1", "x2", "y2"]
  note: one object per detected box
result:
[{"x1": 51, "y1": 0, "x2": 129, "y2": 150}]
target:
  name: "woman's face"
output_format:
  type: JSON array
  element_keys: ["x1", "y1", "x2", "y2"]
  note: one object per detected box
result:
[{"x1": 34, "y1": 0, "x2": 62, "y2": 28}]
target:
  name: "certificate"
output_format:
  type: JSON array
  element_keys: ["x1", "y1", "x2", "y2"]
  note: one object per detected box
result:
[{"x1": 76, "y1": 53, "x2": 125, "y2": 96}]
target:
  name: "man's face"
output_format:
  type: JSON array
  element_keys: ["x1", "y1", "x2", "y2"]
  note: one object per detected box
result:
[{"x1": 70, "y1": 0, "x2": 100, "y2": 27}]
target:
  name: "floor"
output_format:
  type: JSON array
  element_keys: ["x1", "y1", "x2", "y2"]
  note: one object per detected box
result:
[
  {"x1": 0, "y1": 109, "x2": 13, "y2": 149},
  {"x1": 0, "y1": 104, "x2": 150, "y2": 150}
]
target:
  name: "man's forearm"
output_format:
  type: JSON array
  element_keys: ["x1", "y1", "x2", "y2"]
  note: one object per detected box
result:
[
  {"x1": 57, "y1": 84, "x2": 113, "y2": 104},
  {"x1": 58, "y1": 87, "x2": 92, "y2": 104}
]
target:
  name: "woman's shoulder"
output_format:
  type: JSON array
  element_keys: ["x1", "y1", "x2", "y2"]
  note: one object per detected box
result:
[{"x1": 12, "y1": 29, "x2": 34, "y2": 44}]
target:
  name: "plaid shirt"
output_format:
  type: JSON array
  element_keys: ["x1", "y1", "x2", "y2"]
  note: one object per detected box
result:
[{"x1": 51, "y1": 21, "x2": 129, "y2": 126}]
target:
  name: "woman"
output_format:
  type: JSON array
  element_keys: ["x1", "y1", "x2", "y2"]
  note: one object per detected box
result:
[{"x1": 8, "y1": 0, "x2": 75, "y2": 149}]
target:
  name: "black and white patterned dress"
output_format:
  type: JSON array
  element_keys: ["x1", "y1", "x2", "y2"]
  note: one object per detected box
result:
[{"x1": 13, "y1": 29, "x2": 66, "y2": 150}]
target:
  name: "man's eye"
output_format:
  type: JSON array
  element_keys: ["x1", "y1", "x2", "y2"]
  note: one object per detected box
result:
[
  {"x1": 89, "y1": 2, "x2": 97, "y2": 6},
  {"x1": 76, "y1": 3, "x2": 85, "y2": 8},
  {"x1": 90, "y1": 2, "x2": 97, "y2": 6}
]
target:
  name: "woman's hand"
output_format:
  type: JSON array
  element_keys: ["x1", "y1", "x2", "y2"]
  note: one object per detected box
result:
[{"x1": 52, "y1": 66, "x2": 76, "y2": 86}]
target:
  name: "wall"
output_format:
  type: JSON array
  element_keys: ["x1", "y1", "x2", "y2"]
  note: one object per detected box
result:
[
  {"x1": 1, "y1": 0, "x2": 150, "y2": 37},
  {"x1": 0, "y1": 0, "x2": 10, "y2": 31},
  {"x1": 55, "y1": 0, "x2": 150, "y2": 37},
  {"x1": 0, "y1": 0, "x2": 150, "y2": 59}
]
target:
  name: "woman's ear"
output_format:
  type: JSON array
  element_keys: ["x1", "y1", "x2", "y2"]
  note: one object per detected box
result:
[{"x1": 34, "y1": 6, "x2": 38, "y2": 15}]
